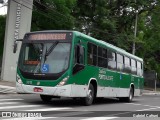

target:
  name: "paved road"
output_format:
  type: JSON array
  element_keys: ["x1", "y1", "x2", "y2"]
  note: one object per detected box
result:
[{"x1": 0, "y1": 94, "x2": 160, "y2": 120}]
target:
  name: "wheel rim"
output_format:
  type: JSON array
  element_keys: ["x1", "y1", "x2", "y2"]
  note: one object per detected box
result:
[
  {"x1": 129, "y1": 89, "x2": 133, "y2": 101},
  {"x1": 87, "y1": 89, "x2": 93, "y2": 103}
]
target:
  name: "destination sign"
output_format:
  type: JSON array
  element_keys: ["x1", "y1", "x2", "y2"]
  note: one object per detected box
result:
[{"x1": 28, "y1": 33, "x2": 67, "y2": 40}]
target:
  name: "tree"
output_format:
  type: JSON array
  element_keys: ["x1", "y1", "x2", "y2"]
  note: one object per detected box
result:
[
  {"x1": 73, "y1": 0, "x2": 157, "y2": 52},
  {"x1": 0, "y1": 15, "x2": 6, "y2": 56},
  {"x1": 31, "y1": 0, "x2": 76, "y2": 31},
  {"x1": 136, "y1": 3, "x2": 160, "y2": 79},
  {"x1": 73, "y1": 0, "x2": 159, "y2": 79}
]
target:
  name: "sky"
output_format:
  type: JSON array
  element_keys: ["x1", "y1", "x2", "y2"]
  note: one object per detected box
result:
[
  {"x1": 0, "y1": 4, "x2": 7, "y2": 15},
  {"x1": 0, "y1": 0, "x2": 8, "y2": 15}
]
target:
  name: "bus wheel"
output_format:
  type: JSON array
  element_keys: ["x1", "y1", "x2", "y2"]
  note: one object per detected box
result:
[
  {"x1": 40, "y1": 95, "x2": 52, "y2": 102},
  {"x1": 119, "y1": 87, "x2": 134, "y2": 102},
  {"x1": 82, "y1": 84, "x2": 94, "y2": 106},
  {"x1": 127, "y1": 87, "x2": 134, "y2": 102}
]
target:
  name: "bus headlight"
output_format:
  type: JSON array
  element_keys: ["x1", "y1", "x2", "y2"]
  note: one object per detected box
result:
[
  {"x1": 58, "y1": 76, "x2": 69, "y2": 86},
  {"x1": 17, "y1": 74, "x2": 22, "y2": 84}
]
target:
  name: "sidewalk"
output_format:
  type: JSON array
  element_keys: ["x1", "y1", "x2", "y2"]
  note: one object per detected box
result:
[
  {"x1": 0, "y1": 80, "x2": 16, "y2": 94},
  {"x1": 142, "y1": 89, "x2": 160, "y2": 95}
]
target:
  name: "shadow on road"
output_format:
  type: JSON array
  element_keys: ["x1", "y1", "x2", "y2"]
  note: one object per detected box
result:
[{"x1": 22, "y1": 96, "x2": 139, "y2": 107}]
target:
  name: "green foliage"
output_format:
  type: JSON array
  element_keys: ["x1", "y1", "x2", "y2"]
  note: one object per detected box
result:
[
  {"x1": 0, "y1": 15, "x2": 6, "y2": 56},
  {"x1": 0, "y1": 0, "x2": 159, "y2": 79},
  {"x1": 135, "y1": 3, "x2": 160, "y2": 79},
  {"x1": 31, "y1": 0, "x2": 76, "y2": 31}
]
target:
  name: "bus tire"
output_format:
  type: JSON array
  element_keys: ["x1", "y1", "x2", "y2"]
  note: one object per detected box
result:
[
  {"x1": 81, "y1": 84, "x2": 94, "y2": 106},
  {"x1": 40, "y1": 95, "x2": 52, "y2": 102},
  {"x1": 119, "y1": 87, "x2": 134, "y2": 102},
  {"x1": 127, "y1": 87, "x2": 134, "y2": 102}
]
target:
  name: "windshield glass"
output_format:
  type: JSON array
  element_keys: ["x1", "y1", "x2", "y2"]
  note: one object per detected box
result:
[{"x1": 18, "y1": 42, "x2": 71, "y2": 74}]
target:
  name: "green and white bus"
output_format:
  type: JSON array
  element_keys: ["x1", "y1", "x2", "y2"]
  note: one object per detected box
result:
[{"x1": 15, "y1": 30, "x2": 144, "y2": 105}]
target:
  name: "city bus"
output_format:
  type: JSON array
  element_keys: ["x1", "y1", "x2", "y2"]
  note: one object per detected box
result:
[{"x1": 14, "y1": 30, "x2": 144, "y2": 105}]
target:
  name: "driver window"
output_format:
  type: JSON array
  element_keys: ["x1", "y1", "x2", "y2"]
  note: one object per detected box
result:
[{"x1": 74, "y1": 45, "x2": 85, "y2": 65}]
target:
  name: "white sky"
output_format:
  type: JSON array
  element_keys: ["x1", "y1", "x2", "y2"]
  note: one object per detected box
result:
[
  {"x1": 0, "y1": 4, "x2": 7, "y2": 15},
  {"x1": 0, "y1": 0, "x2": 8, "y2": 15}
]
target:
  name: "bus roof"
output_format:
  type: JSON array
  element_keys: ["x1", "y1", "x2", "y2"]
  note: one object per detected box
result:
[{"x1": 25, "y1": 30, "x2": 143, "y2": 62}]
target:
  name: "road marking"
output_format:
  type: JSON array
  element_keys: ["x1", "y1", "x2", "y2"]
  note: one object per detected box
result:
[
  {"x1": 0, "y1": 85, "x2": 15, "y2": 89},
  {"x1": 125, "y1": 103, "x2": 141, "y2": 106},
  {"x1": 0, "y1": 105, "x2": 42, "y2": 110},
  {"x1": 0, "y1": 99, "x2": 23, "y2": 102},
  {"x1": 0, "y1": 102, "x2": 19, "y2": 105},
  {"x1": 126, "y1": 103, "x2": 160, "y2": 108},
  {"x1": 81, "y1": 117, "x2": 118, "y2": 120},
  {"x1": 26, "y1": 107, "x2": 72, "y2": 111},
  {"x1": 143, "y1": 105, "x2": 160, "y2": 108},
  {"x1": 136, "y1": 107, "x2": 160, "y2": 111},
  {"x1": 125, "y1": 103, "x2": 160, "y2": 111}
]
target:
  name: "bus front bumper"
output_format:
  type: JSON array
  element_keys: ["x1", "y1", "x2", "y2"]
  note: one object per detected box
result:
[{"x1": 16, "y1": 82, "x2": 88, "y2": 97}]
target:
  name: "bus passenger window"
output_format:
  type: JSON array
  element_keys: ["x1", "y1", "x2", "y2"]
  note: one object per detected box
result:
[
  {"x1": 141, "y1": 63, "x2": 143, "y2": 76},
  {"x1": 87, "y1": 43, "x2": 97, "y2": 66},
  {"x1": 137, "y1": 61, "x2": 142, "y2": 76},
  {"x1": 98, "y1": 47, "x2": 107, "y2": 68},
  {"x1": 124, "y1": 57, "x2": 131, "y2": 73},
  {"x1": 117, "y1": 54, "x2": 124, "y2": 72},
  {"x1": 107, "y1": 50, "x2": 116, "y2": 70},
  {"x1": 131, "y1": 59, "x2": 136, "y2": 75}
]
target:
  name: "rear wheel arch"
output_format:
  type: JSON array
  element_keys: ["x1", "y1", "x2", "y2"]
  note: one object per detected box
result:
[
  {"x1": 81, "y1": 78, "x2": 98, "y2": 106},
  {"x1": 88, "y1": 78, "x2": 98, "y2": 98},
  {"x1": 130, "y1": 83, "x2": 135, "y2": 96}
]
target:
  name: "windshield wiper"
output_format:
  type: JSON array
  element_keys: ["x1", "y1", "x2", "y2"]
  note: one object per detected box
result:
[
  {"x1": 42, "y1": 41, "x2": 59, "y2": 64},
  {"x1": 45, "y1": 41, "x2": 59, "y2": 57},
  {"x1": 34, "y1": 41, "x2": 59, "y2": 73}
]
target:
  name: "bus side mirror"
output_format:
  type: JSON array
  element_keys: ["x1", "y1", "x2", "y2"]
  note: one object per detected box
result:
[{"x1": 13, "y1": 39, "x2": 23, "y2": 53}]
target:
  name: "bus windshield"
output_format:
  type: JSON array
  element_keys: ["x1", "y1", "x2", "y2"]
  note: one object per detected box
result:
[{"x1": 18, "y1": 42, "x2": 71, "y2": 74}]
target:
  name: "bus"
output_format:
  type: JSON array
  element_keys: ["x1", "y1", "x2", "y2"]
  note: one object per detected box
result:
[{"x1": 14, "y1": 30, "x2": 144, "y2": 105}]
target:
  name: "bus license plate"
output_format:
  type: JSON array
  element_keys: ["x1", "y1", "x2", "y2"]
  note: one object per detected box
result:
[{"x1": 34, "y1": 87, "x2": 43, "y2": 92}]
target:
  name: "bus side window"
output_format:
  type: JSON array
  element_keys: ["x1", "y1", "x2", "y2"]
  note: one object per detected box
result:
[
  {"x1": 117, "y1": 54, "x2": 124, "y2": 72},
  {"x1": 87, "y1": 43, "x2": 97, "y2": 66},
  {"x1": 75, "y1": 45, "x2": 85, "y2": 65},
  {"x1": 137, "y1": 61, "x2": 142, "y2": 76},
  {"x1": 107, "y1": 50, "x2": 116, "y2": 70},
  {"x1": 73, "y1": 45, "x2": 85, "y2": 75},
  {"x1": 131, "y1": 59, "x2": 136, "y2": 75},
  {"x1": 124, "y1": 57, "x2": 131, "y2": 73}
]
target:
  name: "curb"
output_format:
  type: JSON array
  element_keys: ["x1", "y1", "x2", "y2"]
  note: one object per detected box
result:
[
  {"x1": 142, "y1": 90, "x2": 160, "y2": 95},
  {"x1": 0, "y1": 85, "x2": 16, "y2": 94},
  {"x1": 142, "y1": 92, "x2": 160, "y2": 95}
]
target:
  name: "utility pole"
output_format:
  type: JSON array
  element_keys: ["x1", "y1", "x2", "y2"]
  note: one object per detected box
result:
[
  {"x1": 132, "y1": 0, "x2": 138, "y2": 55},
  {"x1": 155, "y1": 72, "x2": 157, "y2": 93}
]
